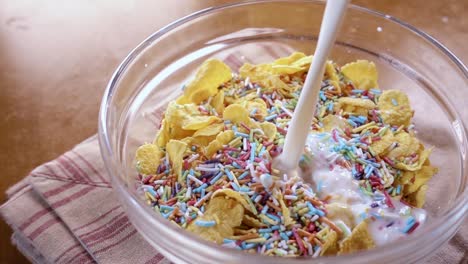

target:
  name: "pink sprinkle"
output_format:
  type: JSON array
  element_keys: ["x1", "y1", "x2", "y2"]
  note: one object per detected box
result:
[
  {"x1": 293, "y1": 228, "x2": 306, "y2": 255},
  {"x1": 383, "y1": 191, "x2": 395, "y2": 209}
]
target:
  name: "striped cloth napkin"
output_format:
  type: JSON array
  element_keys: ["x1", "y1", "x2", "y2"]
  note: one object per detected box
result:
[{"x1": 1, "y1": 44, "x2": 466, "y2": 264}]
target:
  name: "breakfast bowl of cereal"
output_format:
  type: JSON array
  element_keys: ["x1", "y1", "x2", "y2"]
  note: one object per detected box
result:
[{"x1": 98, "y1": 1, "x2": 467, "y2": 263}]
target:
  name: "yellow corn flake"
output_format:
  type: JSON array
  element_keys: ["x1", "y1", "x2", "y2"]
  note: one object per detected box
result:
[
  {"x1": 205, "y1": 130, "x2": 235, "y2": 157},
  {"x1": 223, "y1": 103, "x2": 258, "y2": 128},
  {"x1": 377, "y1": 90, "x2": 414, "y2": 127},
  {"x1": 317, "y1": 227, "x2": 339, "y2": 256},
  {"x1": 212, "y1": 188, "x2": 255, "y2": 214},
  {"x1": 339, "y1": 220, "x2": 375, "y2": 254},
  {"x1": 154, "y1": 118, "x2": 170, "y2": 148},
  {"x1": 273, "y1": 52, "x2": 307, "y2": 65},
  {"x1": 242, "y1": 214, "x2": 266, "y2": 228},
  {"x1": 157, "y1": 102, "x2": 221, "y2": 147},
  {"x1": 325, "y1": 203, "x2": 355, "y2": 229},
  {"x1": 211, "y1": 90, "x2": 225, "y2": 114},
  {"x1": 404, "y1": 184, "x2": 429, "y2": 208},
  {"x1": 337, "y1": 97, "x2": 376, "y2": 116},
  {"x1": 321, "y1": 115, "x2": 351, "y2": 132},
  {"x1": 176, "y1": 59, "x2": 231, "y2": 104},
  {"x1": 341, "y1": 60, "x2": 378, "y2": 90},
  {"x1": 192, "y1": 122, "x2": 224, "y2": 137},
  {"x1": 325, "y1": 61, "x2": 340, "y2": 82},
  {"x1": 260, "y1": 121, "x2": 277, "y2": 141},
  {"x1": 187, "y1": 197, "x2": 244, "y2": 244},
  {"x1": 135, "y1": 144, "x2": 163, "y2": 175},
  {"x1": 277, "y1": 195, "x2": 295, "y2": 227},
  {"x1": 370, "y1": 130, "x2": 395, "y2": 156},
  {"x1": 394, "y1": 147, "x2": 433, "y2": 171},
  {"x1": 387, "y1": 132, "x2": 420, "y2": 158},
  {"x1": 404, "y1": 165, "x2": 438, "y2": 194},
  {"x1": 240, "y1": 99, "x2": 268, "y2": 121},
  {"x1": 166, "y1": 140, "x2": 188, "y2": 182}
]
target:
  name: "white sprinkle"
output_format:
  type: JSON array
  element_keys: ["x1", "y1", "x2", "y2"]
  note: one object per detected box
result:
[
  {"x1": 243, "y1": 138, "x2": 247, "y2": 151},
  {"x1": 377, "y1": 26, "x2": 383, "y2": 32},
  {"x1": 195, "y1": 166, "x2": 220, "y2": 172},
  {"x1": 311, "y1": 215, "x2": 319, "y2": 222},
  {"x1": 313, "y1": 247, "x2": 321, "y2": 257},
  {"x1": 188, "y1": 175, "x2": 204, "y2": 185},
  {"x1": 442, "y1": 16, "x2": 449, "y2": 23},
  {"x1": 254, "y1": 195, "x2": 263, "y2": 203},
  {"x1": 185, "y1": 187, "x2": 192, "y2": 199},
  {"x1": 260, "y1": 174, "x2": 273, "y2": 189},
  {"x1": 187, "y1": 154, "x2": 199, "y2": 163},
  {"x1": 194, "y1": 191, "x2": 213, "y2": 207},
  {"x1": 284, "y1": 195, "x2": 298, "y2": 200}
]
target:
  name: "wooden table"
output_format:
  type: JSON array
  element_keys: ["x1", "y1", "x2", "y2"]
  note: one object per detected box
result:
[{"x1": 1, "y1": 0, "x2": 466, "y2": 263}]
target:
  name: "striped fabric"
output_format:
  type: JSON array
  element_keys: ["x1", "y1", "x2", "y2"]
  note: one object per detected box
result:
[{"x1": 1, "y1": 45, "x2": 466, "y2": 264}]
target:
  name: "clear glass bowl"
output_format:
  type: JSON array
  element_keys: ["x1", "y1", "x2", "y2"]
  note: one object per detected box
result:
[{"x1": 98, "y1": 1, "x2": 468, "y2": 263}]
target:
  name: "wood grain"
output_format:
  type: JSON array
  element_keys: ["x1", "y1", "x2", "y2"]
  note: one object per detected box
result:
[{"x1": 0, "y1": 0, "x2": 466, "y2": 263}]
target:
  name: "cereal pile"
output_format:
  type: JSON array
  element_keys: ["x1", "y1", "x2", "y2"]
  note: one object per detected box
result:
[{"x1": 135, "y1": 52, "x2": 437, "y2": 257}]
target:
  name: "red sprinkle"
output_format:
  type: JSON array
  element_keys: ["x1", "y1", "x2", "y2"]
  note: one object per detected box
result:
[
  {"x1": 292, "y1": 228, "x2": 306, "y2": 255},
  {"x1": 407, "y1": 221, "x2": 420, "y2": 234},
  {"x1": 383, "y1": 190, "x2": 395, "y2": 209}
]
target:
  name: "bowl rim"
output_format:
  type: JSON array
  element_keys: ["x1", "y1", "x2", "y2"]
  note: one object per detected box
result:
[{"x1": 98, "y1": 0, "x2": 468, "y2": 262}]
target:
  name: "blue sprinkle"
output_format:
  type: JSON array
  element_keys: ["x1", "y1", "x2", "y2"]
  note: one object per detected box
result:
[
  {"x1": 161, "y1": 212, "x2": 171, "y2": 219},
  {"x1": 280, "y1": 232, "x2": 289, "y2": 241},
  {"x1": 271, "y1": 226, "x2": 280, "y2": 231},
  {"x1": 223, "y1": 238, "x2": 235, "y2": 244},
  {"x1": 250, "y1": 143, "x2": 256, "y2": 162},
  {"x1": 225, "y1": 169, "x2": 235, "y2": 180},
  {"x1": 238, "y1": 171, "x2": 249, "y2": 180},
  {"x1": 352, "y1": 89, "x2": 364, "y2": 94},
  {"x1": 319, "y1": 91, "x2": 326, "y2": 101},
  {"x1": 193, "y1": 183, "x2": 208, "y2": 193},
  {"x1": 234, "y1": 131, "x2": 249, "y2": 138},
  {"x1": 145, "y1": 187, "x2": 157, "y2": 197},
  {"x1": 250, "y1": 108, "x2": 258, "y2": 116},
  {"x1": 265, "y1": 114, "x2": 278, "y2": 121},
  {"x1": 396, "y1": 185, "x2": 402, "y2": 195},
  {"x1": 232, "y1": 162, "x2": 242, "y2": 169},
  {"x1": 224, "y1": 120, "x2": 231, "y2": 124},
  {"x1": 285, "y1": 231, "x2": 292, "y2": 236},
  {"x1": 230, "y1": 182, "x2": 240, "y2": 191},
  {"x1": 195, "y1": 220, "x2": 216, "y2": 227},
  {"x1": 232, "y1": 125, "x2": 238, "y2": 133},
  {"x1": 392, "y1": 98, "x2": 398, "y2": 106},
  {"x1": 347, "y1": 119, "x2": 357, "y2": 127},
  {"x1": 209, "y1": 171, "x2": 224, "y2": 185},
  {"x1": 327, "y1": 103, "x2": 334, "y2": 111},
  {"x1": 159, "y1": 205, "x2": 174, "y2": 211},
  {"x1": 261, "y1": 205, "x2": 269, "y2": 215},
  {"x1": 266, "y1": 213, "x2": 281, "y2": 223},
  {"x1": 239, "y1": 186, "x2": 250, "y2": 192},
  {"x1": 243, "y1": 243, "x2": 257, "y2": 249},
  {"x1": 201, "y1": 188, "x2": 205, "y2": 197},
  {"x1": 370, "y1": 89, "x2": 381, "y2": 94},
  {"x1": 262, "y1": 233, "x2": 271, "y2": 239},
  {"x1": 259, "y1": 228, "x2": 272, "y2": 233},
  {"x1": 317, "y1": 180, "x2": 323, "y2": 193}
]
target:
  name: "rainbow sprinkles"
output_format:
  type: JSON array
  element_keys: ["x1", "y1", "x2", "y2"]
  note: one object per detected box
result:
[{"x1": 135, "y1": 52, "x2": 438, "y2": 257}]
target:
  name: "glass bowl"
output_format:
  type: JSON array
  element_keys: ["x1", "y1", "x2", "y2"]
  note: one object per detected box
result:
[{"x1": 98, "y1": 1, "x2": 468, "y2": 263}]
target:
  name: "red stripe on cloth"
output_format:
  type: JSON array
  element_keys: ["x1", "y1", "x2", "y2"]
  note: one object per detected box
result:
[
  {"x1": 62, "y1": 154, "x2": 94, "y2": 183},
  {"x1": 43, "y1": 181, "x2": 76, "y2": 198},
  {"x1": 84, "y1": 217, "x2": 131, "y2": 246},
  {"x1": 49, "y1": 185, "x2": 96, "y2": 209},
  {"x1": 28, "y1": 217, "x2": 60, "y2": 240},
  {"x1": 72, "y1": 150, "x2": 108, "y2": 184},
  {"x1": 43, "y1": 163, "x2": 75, "y2": 182},
  {"x1": 56, "y1": 156, "x2": 85, "y2": 182},
  {"x1": 79, "y1": 211, "x2": 126, "y2": 239},
  {"x1": 54, "y1": 243, "x2": 84, "y2": 263},
  {"x1": 144, "y1": 254, "x2": 165, "y2": 264},
  {"x1": 72, "y1": 205, "x2": 121, "y2": 232},
  {"x1": 93, "y1": 229, "x2": 138, "y2": 256},
  {"x1": 18, "y1": 207, "x2": 54, "y2": 231},
  {"x1": 20, "y1": 185, "x2": 97, "y2": 231},
  {"x1": 56, "y1": 244, "x2": 95, "y2": 264}
]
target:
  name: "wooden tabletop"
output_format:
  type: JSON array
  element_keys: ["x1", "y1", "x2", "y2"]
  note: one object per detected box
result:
[{"x1": 1, "y1": 0, "x2": 466, "y2": 263}]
